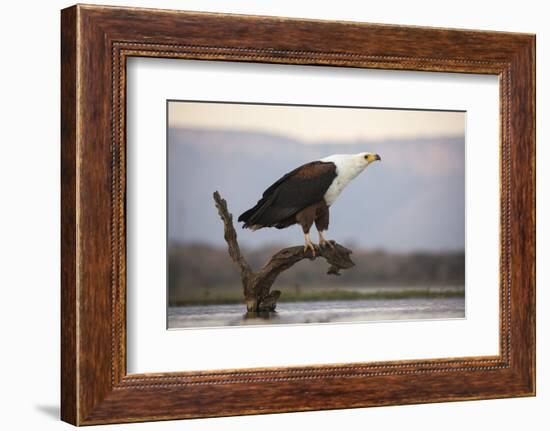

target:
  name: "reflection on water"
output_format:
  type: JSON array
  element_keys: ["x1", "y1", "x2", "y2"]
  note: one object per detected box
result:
[{"x1": 168, "y1": 297, "x2": 465, "y2": 329}]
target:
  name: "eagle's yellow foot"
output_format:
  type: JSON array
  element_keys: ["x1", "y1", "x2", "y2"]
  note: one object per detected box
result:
[
  {"x1": 318, "y1": 232, "x2": 335, "y2": 249},
  {"x1": 303, "y1": 233, "x2": 317, "y2": 257}
]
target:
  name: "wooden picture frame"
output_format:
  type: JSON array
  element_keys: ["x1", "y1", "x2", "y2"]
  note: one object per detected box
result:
[{"x1": 61, "y1": 4, "x2": 535, "y2": 425}]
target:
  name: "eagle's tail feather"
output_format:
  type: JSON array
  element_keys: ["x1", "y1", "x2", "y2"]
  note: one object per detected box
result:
[
  {"x1": 239, "y1": 191, "x2": 298, "y2": 230},
  {"x1": 238, "y1": 196, "x2": 272, "y2": 228},
  {"x1": 237, "y1": 206, "x2": 258, "y2": 224}
]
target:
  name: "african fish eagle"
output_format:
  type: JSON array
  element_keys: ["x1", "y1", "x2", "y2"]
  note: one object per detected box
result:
[{"x1": 238, "y1": 152, "x2": 381, "y2": 255}]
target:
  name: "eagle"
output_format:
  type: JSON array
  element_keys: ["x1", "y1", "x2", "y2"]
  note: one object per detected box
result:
[{"x1": 238, "y1": 152, "x2": 381, "y2": 255}]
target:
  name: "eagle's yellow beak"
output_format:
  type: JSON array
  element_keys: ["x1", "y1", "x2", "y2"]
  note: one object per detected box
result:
[{"x1": 367, "y1": 154, "x2": 381, "y2": 162}]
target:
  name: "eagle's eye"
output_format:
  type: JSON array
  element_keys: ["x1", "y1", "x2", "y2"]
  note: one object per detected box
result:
[{"x1": 364, "y1": 155, "x2": 369, "y2": 160}]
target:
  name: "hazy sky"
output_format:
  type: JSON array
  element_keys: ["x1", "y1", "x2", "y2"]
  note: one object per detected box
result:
[{"x1": 168, "y1": 101, "x2": 465, "y2": 143}]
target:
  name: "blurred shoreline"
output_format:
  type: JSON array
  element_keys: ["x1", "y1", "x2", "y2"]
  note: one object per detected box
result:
[
  {"x1": 170, "y1": 285, "x2": 465, "y2": 306},
  {"x1": 169, "y1": 242, "x2": 465, "y2": 306}
]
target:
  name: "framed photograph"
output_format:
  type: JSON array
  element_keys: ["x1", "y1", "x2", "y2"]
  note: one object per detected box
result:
[
  {"x1": 165, "y1": 101, "x2": 466, "y2": 329},
  {"x1": 61, "y1": 4, "x2": 535, "y2": 425}
]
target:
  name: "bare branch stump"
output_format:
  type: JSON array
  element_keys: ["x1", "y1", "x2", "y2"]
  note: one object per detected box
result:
[{"x1": 213, "y1": 191, "x2": 355, "y2": 314}]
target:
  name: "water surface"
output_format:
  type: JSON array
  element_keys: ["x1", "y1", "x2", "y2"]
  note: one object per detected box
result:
[{"x1": 168, "y1": 297, "x2": 465, "y2": 329}]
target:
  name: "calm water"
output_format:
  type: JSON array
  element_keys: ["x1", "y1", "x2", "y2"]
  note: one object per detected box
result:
[{"x1": 168, "y1": 297, "x2": 465, "y2": 329}]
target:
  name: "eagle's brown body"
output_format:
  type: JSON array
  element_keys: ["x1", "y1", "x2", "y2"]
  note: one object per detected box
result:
[{"x1": 295, "y1": 200, "x2": 330, "y2": 235}]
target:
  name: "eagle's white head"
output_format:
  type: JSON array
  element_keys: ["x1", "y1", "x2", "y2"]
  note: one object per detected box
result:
[
  {"x1": 320, "y1": 152, "x2": 381, "y2": 206},
  {"x1": 355, "y1": 152, "x2": 382, "y2": 168},
  {"x1": 321, "y1": 152, "x2": 381, "y2": 174}
]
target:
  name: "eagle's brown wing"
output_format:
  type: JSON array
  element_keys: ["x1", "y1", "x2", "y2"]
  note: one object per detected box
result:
[{"x1": 238, "y1": 161, "x2": 337, "y2": 229}]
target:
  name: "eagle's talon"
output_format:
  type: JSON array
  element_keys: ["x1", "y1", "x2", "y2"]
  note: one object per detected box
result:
[
  {"x1": 304, "y1": 243, "x2": 316, "y2": 257},
  {"x1": 303, "y1": 234, "x2": 317, "y2": 257},
  {"x1": 320, "y1": 239, "x2": 335, "y2": 249},
  {"x1": 318, "y1": 231, "x2": 336, "y2": 250}
]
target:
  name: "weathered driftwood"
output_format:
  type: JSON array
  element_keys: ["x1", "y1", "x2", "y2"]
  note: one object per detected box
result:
[{"x1": 213, "y1": 191, "x2": 355, "y2": 313}]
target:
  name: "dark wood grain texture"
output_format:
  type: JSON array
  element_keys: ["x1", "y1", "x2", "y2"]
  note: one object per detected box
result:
[{"x1": 60, "y1": 4, "x2": 535, "y2": 425}]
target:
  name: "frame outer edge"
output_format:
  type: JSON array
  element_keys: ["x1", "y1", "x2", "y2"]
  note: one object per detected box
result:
[
  {"x1": 523, "y1": 34, "x2": 536, "y2": 395},
  {"x1": 531, "y1": 34, "x2": 536, "y2": 396},
  {"x1": 506, "y1": 35, "x2": 536, "y2": 395},
  {"x1": 61, "y1": 5, "x2": 79, "y2": 426},
  {"x1": 526, "y1": 35, "x2": 536, "y2": 395}
]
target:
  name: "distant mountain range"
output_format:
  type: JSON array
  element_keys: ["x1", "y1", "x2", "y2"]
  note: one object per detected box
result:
[{"x1": 168, "y1": 128, "x2": 465, "y2": 252}]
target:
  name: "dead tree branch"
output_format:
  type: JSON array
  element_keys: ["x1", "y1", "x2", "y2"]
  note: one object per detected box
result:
[{"x1": 213, "y1": 191, "x2": 355, "y2": 313}]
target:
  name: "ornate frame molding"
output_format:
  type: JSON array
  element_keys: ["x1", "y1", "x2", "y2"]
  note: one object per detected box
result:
[{"x1": 61, "y1": 5, "x2": 535, "y2": 425}]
